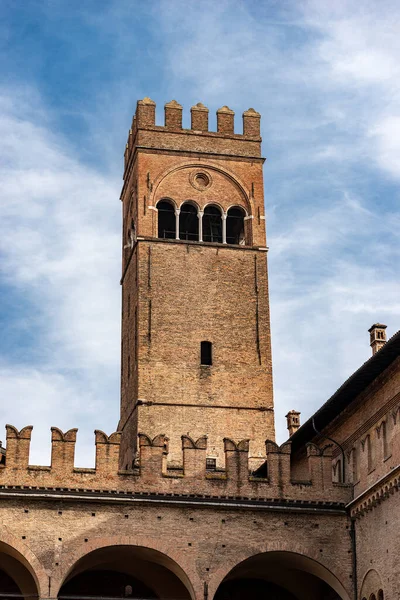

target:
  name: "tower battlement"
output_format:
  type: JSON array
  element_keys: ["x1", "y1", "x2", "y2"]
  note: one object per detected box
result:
[{"x1": 123, "y1": 98, "x2": 263, "y2": 174}]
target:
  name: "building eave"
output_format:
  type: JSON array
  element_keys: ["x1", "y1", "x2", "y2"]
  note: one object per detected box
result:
[{"x1": 290, "y1": 329, "x2": 400, "y2": 453}]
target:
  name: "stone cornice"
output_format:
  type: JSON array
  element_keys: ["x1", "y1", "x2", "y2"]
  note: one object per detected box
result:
[{"x1": 0, "y1": 485, "x2": 347, "y2": 515}]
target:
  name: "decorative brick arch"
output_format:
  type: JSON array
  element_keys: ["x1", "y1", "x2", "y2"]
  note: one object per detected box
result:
[
  {"x1": 53, "y1": 536, "x2": 198, "y2": 600},
  {"x1": 360, "y1": 569, "x2": 383, "y2": 600},
  {"x1": 149, "y1": 161, "x2": 254, "y2": 216},
  {"x1": 208, "y1": 542, "x2": 351, "y2": 600},
  {"x1": 0, "y1": 529, "x2": 47, "y2": 598}
]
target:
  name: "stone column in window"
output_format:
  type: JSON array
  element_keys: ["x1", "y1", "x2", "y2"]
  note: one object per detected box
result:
[
  {"x1": 175, "y1": 209, "x2": 180, "y2": 240},
  {"x1": 198, "y1": 210, "x2": 204, "y2": 242},
  {"x1": 222, "y1": 212, "x2": 227, "y2": 244}
]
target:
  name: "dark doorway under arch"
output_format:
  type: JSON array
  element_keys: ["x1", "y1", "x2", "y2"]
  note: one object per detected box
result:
[
  {"x1": 0, "y1": 568, "x2": 23, "y2": 595},
  {"x1": 59, "y1": 569, "x2": 157, "y2": 600},
  {"x1": 215, "y1": 578, "x2": 297, "y2": 600},
  {"x1": 0, "y1": 544, "x2": 39, "y2": 600}
]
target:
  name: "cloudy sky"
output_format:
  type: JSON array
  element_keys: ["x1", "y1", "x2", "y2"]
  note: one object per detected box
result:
[{"x1": 1, "y1": 0, "x2": 399, "y2": 466}]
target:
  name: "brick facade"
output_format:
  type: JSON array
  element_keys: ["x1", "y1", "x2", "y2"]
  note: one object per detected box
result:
[{"x1": 0, "y1": 99, "x2": 398, "y2": 600}]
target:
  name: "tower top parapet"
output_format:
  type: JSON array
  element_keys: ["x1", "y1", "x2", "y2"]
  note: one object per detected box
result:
[
  {"x1": 134, "y1": 97, "x2": 260, "y2": 136},
  {"x1": 124, "y1": 98, "x2": 263, "y2": 172}
]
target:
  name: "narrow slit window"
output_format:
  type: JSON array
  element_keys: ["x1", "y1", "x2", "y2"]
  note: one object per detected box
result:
[{"x1": 201, "y1": 341, "x2": 212, "y2": 366}]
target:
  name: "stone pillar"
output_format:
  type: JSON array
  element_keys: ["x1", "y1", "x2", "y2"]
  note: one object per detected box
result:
[
  {"x1": 198, "y1": 211, "x2": 204, "y2": 242},
  {"x1": 175, "y1": 209, "x2": 180, "y2": 240},
  {"x1": 222, "y1": 212, "x2": 227, "y2": 244}
]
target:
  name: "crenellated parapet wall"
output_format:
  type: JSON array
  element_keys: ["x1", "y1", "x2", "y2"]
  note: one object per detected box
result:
[
  {"x1": 0, "y1": 426, "x2": 352, "y2": 504},
  {"x1": 123, "y1": 98, "x2": 262, "y2": 172}
]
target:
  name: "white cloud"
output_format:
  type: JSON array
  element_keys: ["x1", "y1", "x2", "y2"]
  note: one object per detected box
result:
[{"x1": 0, "y1": 86, "x2": 121, "y2": 464}]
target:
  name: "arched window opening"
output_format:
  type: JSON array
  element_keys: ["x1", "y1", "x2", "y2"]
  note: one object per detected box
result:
[
  {"x1": 201, "y1": 341, "x2": 212, "y2": 366},
  {"x1": 203, "y1": 206, "x2": 222, "y2": 243},
  {"x1": 378, "y1": 590, "x2": 384, "y2": 600},
  {"x1": 157, "y1": 200, "x2": 175, "y2": 239},
  {"x1": 179, "y1": 203, "x2": 198, "y2": 241},
  {"x1": 226, "y1": 207, "x2": 246, "y2": 245}
]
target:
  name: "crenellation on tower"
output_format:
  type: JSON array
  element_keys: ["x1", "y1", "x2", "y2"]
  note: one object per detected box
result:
[
  {"x1": 164, "y1": 100, "x2": 183, "y2": 130},
  {"x1": 136, "y1": 96, "x2": 156, "y2": 128},
  {"x1": 190, "y1": 102, "x2": 209, "y2": 131},
  {"x1": 243, "y1": 108, "x2": 261, "y2": 138},
  {"x1": 216, "y1": 105, "x2": 235, "y2": 134}
]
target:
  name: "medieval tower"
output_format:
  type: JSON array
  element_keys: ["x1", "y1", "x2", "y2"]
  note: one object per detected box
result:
[{"x1": 118, "y1": 98, "x2": 275, "y2": 469}]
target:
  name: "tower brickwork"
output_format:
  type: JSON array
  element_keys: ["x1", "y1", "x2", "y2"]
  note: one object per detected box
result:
[{"x1": 118, "y1": 98, "x2": 275, "y2": 469}]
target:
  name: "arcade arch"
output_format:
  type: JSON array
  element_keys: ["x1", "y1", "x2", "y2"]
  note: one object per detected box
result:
[
  {"x1": 213, "y1": 551, "x2": 350, "y2": 600},
  {"x1": 58, "y1": 545, "x2": 193, "y2": 600},
  {"x1": 0, "y1": 541, "x2": 39, "y2": 600}
]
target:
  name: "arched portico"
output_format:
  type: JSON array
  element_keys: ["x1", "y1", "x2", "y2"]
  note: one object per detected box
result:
[
  {"x1": 213, "y1": 551, "x2": 351, "y2": 600},
  {"x1": 0, "y1": 541, "x2": 39, "y2": 600},
  {"x1": 57, "y1": 544, "x2": 194, "y2": 600}
]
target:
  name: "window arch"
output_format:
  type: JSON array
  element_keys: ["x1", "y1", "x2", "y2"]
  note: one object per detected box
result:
[
  {"x1": 226, "y1": 206, "x2": 246, "y2": 245},
  {"x1": 157, "y1": 200, "x2": 176, "y2": 239},
  {"x1": 203, "y1": 205, "x2": 222, "y2": 243},
  {"x1": 378, "y1": 590, "x2": 384, "y2": 600},
  {"x1": 179, "y1": 202, "x2": 199, "y2": 241}
]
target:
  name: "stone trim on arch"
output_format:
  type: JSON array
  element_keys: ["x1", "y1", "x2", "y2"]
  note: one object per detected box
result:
[
  {"x1": 155, "y1": 196, "x2": 179, "y2": 211},
  {"x1": 149, "y1": 161, "x2": 254, "y2": 217},
  {"x1": 0, "y1": 528, "x2": 48, "y2": 598},
  {"x1": 360, "y1": 568, "x2": 383, "y2": 600},
  {"x1": 207, "y1": 541, "x2": 351, "y2": 600},
  {"x1": 52, "y1": 535, "x2": 199, "y2": 600}
]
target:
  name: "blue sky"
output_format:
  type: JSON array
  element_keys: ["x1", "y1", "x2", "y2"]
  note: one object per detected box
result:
[{"x1": 1, "y1": 0, "x2": 399, "y2": 466}]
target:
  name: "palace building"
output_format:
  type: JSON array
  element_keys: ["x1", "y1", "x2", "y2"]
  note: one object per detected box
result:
[{"x1": 0, "y1": 99, "x2": 398, "y2": 600}]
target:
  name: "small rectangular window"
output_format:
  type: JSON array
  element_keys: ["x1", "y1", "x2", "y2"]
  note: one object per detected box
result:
[
  {"x1": 206, "y1": 458, "x2": 216, "y2": 471},
  {"x1": 201, "y1": 341, "x2": 212, "y2": 365}
]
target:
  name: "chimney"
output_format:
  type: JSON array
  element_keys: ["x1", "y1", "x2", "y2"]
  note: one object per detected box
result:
[
  {"x1": 368, "y1": 323, "x2": 387, "y2": 355},
  {"x1": 286, "y1": 410, "x2": 301, "y2": 437}
]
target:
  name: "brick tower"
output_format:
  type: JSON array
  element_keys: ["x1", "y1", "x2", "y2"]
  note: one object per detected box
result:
[{"x1": 118, "y1": 98, "x2": 275, "y2": 469}]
